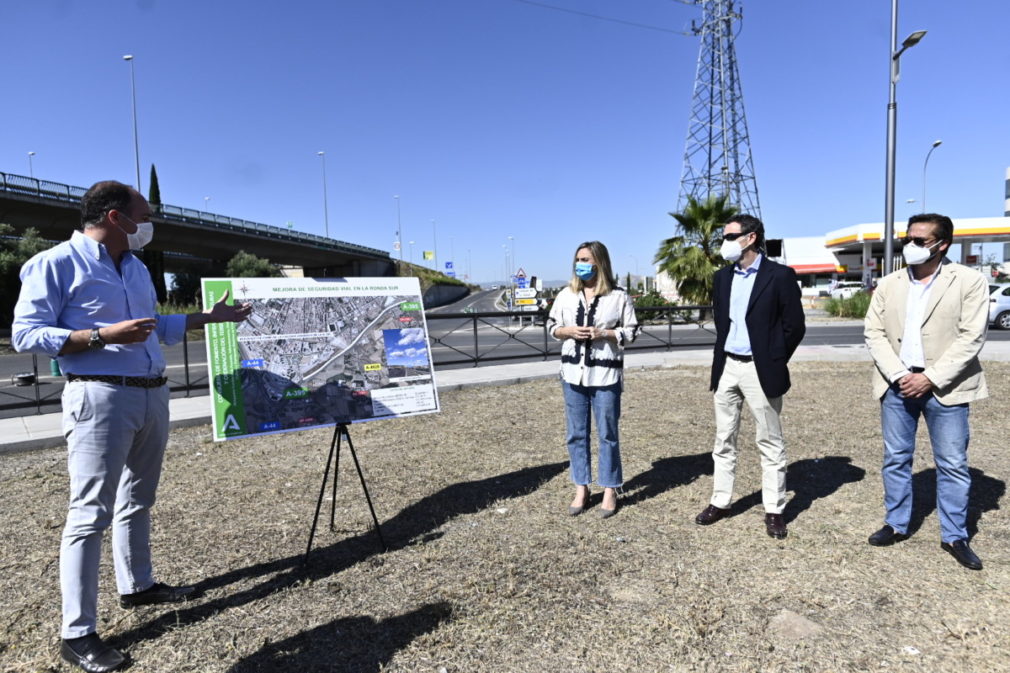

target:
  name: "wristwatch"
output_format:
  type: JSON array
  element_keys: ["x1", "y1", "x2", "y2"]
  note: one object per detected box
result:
[{"x1": 88, "y1": 327, "x2": 106, "y2": 350}]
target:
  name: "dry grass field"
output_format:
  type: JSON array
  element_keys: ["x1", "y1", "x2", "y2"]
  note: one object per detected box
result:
[{"x1": 1, "y1": 361, "x2": 1008, "y2": 672}]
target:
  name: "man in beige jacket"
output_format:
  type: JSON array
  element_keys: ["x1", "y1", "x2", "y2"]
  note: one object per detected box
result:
[{"x1": 864, "y1": 213, "x2": 988, "y2": 570}]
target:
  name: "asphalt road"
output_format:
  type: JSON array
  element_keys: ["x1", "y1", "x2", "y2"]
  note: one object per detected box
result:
[{"x1": 4, "y1": 301, "x2": 1008, "y2": 418}]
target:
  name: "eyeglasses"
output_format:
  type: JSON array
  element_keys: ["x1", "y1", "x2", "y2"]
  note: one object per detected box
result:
[
  {"x1": 902, "y1": 236, "x2": 936, "y2": 247},
  {"x1": 722, "y1": 232, "x2": 750, "y2": 242}
]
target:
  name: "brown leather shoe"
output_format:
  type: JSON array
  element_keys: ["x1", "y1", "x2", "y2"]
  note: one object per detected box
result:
[
  {"x1": 765, "y1": 513, "x2": 787, "y2": 539},
  {"x1": 695, "y1": 504, "x2": 730, "y2": 526}
]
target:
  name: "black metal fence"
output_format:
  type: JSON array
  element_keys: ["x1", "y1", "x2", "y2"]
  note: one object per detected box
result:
[
  {"x1": 424, "y1": 305, "x2": 712, "y2": 366},
  {"x1": 0, "y1": 305, "x2": 712, "y2": 416}
]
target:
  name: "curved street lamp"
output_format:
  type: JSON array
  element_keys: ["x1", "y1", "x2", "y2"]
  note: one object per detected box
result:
[
  {"x1": 922, "y1": 139, "x2": 942, "y2": 213},
  {"x1": 882, "y1": 0, "x2": 927, "y2": 275}
]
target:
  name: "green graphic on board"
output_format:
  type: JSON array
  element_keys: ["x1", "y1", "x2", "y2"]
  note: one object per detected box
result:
[{"x1": 203, "y1": 280, "x2": 248, "y2": 440}]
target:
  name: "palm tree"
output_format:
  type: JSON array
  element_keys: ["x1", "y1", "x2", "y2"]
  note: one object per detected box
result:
[{"x1": 653, "y1": 194, "x2": 738, "y2": 306}]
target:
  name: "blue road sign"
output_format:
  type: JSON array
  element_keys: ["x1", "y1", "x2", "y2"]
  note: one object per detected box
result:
[{"x1": 445, "y1": 261, "x2": 454, "y2": 270}]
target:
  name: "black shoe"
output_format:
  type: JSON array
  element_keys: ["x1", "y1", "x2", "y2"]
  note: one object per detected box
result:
[
  {"x1": 60, "y1": 633, "x2": 126, "y2": 673},
  {"x1": 867, "y1": 525, "x2": 908, "y2": 547},
  {"x1": 941, "y1": 539, "x2": 983, "y2": 570},
  {"x1": 120, "y1": 581, "x2": 196, "y2": 608},
  {"x1": 764, "y1": 513, "x2": 787, "y2": 539},
  {"x1": 695, "y1": 504, "x2": 730, "y2": 526}
]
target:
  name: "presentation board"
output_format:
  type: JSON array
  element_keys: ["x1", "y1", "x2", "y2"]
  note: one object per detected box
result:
[{"x1": 202, "y1": 277, "x2": 439, "y2": 441}]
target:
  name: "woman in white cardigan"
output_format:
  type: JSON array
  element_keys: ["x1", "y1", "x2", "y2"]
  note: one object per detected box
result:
[{"x1": 547, "y1": 240, "x2": 639, "y2": 518}]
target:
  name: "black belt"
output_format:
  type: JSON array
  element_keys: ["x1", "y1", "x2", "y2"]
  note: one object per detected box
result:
[
  {"x1": 67, "y1": 374, "x2": 167, "y2": 388},
  {"x1": 725, "y1": 351, "x2": 753, "y2": 363},
  {"x1": 908, "y1": 366, "x2": 925, "y2": 373}
]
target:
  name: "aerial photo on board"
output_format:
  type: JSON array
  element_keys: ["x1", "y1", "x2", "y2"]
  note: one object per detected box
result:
[{"x1": 203, "y1": 278, "x2": 440, "y2": 440}]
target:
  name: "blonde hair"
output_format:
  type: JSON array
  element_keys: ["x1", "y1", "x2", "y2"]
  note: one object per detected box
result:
[{"x1": 568, "y1": 240, "x2": 615, "y2": 295}]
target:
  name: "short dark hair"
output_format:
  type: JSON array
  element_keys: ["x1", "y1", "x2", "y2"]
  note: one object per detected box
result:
[
  {"x1": 80, "y1": 180, "x2": 134, "y2": 229},
  {"x1": 726, "y1": 213, "x2": 765, "y2": 253},
  {"x1": 907, "y1": 213, "x2": 954, "y2": 245}
]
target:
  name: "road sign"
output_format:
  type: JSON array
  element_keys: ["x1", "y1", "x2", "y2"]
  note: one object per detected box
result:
[
  {"x1": 446, "y1": 271, "x2": 456, "y2": 278},
  {"x1": 515, "y1": 267, "x2": 526, "y2": 278},
  {"x1": 515, "y1": 288, "x2": 537, "y2": 299},
  {"x1": 445, "y1": 261, "x2": 454, "y2": 270},
  {"x1": 517, "y1": 278, "x2": 528, "y2": 289},
  {"x1": 515, "y1": 298, "x2": 537, "y2": 306}
]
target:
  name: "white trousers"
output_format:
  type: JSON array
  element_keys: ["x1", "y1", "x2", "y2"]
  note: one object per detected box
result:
[
  {"x1": 710, "y1": 358, "x2": 787, "y2": 514},
  {"x1": 60, "y1": 381, "x2": 170, "y2": 638}
]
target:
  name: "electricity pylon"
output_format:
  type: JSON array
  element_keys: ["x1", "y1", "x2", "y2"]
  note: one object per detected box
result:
[{"x1": 677, "y1": 0, "x2": 761, "y2": 218}]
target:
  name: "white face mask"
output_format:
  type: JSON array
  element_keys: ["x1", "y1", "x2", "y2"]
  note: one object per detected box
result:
[
  {"x1": 902, "y1": 240, "x2": 941, "y2": 266},
  {"x1": 119, "y1": 214, "x2": 155, "y2": 250},
  {"x1": 720, "y1": 239, "x2": 743, "y2": 262}
]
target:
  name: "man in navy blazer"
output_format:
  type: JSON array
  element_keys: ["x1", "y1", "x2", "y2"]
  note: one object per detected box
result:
[{"x1": 694, "y1": 214, "x2": 806, "y2": 539}]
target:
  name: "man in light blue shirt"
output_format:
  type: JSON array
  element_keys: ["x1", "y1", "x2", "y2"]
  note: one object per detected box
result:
[
  {"x1": 724, "y1": 254, "x2": 761, "y2": 356},
  {"x1": 695, "y1": 215, "x2": 806, "y2": 540},
  {"x1": 13, "y1": 180, "x2": 250, "y2": 673}
]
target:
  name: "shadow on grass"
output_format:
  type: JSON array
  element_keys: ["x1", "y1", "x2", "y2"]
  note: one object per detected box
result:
[
  {"x1": 226, "y1": 602, "x2": 452, "y2": 673},
  {"x1": 109, "y1": 461, "x2": 566, "y2": 651},
  {"x1": 620, "y1": 451, "x2": 713, "y2": 507},
  {"x1": 907, "y1": 467, "x2": 1005, "y2": 539},
  {"x1": 782, "y1": 456, "x2": 866, "y2": 523},
  {"x1": 720, "y1": 456, "x2": 866, "y2": 523}
]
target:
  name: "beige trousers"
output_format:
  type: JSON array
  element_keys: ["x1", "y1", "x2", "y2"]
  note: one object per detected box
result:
[{"x1": 710, "y1": 357, "x2": 787, "y2": 514}]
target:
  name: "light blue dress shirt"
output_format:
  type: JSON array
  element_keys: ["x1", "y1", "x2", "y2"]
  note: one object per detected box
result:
[
  {"x1": 12, "y1": 230, "x2": 186, "y2": 376},
  {"x1": 725, "y1": 253, "x2": 762, "y2": 356}
]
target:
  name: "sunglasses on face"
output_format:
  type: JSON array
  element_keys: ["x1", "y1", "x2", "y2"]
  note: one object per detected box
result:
[
  {"x1": 722, "y1": 232, "x2": 750, "y2": 242},
  {"x1": 902, "y1": 237, "x2": 936, "y2": 247}
]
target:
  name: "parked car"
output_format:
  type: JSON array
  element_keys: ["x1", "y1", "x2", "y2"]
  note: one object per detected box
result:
[
  {"x1": 988, "y1": 283, "x2": 1010, "y2": 329},
  {"x1": 830, "y1": 281, "x2": 865, "y2": 300}
]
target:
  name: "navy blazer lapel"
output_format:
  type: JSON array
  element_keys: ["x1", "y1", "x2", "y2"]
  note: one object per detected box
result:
[
  {"x1": 746, "y1": 261, "x2": 774, "y2": 314},
  {"x1": 718, "y1": 266, "x2": 733, "y2": 317}
]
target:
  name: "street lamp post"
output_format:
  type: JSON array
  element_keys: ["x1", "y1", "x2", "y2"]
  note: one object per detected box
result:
[
  {"x1": 393, "y1": 195, "x2": 403, "y2": 262},
  {"x1": 431, "y1": 219, "x2": 438, "y2": 271},
  {"x1": 204, "y1": 196, "x2": 211, "y2": 211},
  {"x1": 883, "y1": 1, "x2": 927, "y2": 276},
  {"x1": 317, "y1": 151, "x2": 329, "y2": 238},
  {"x1": 922, "y1": 139, "x2": 942, "y2": 213},
  {"x1": 27, "y1": 151, "x2": 35, "y2": 179},
  {"x1": 122, "y1": 55, "x2": 142, "y2": 192}
]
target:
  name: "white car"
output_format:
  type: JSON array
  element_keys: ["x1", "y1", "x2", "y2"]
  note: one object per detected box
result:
[
  {"x1": 830, "y1": 281, "x2": 865, "y2": 300},
  {"x1": 988, "y1": 283, "x2": 1010, "y2": 329}
]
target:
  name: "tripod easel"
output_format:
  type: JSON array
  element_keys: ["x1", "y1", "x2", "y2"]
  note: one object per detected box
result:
[{"x1": 304, "y1": 423, "x2": 387, "y2": 563}]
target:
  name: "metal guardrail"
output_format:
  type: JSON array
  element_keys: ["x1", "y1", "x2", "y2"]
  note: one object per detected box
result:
[
  {"x1": 0, "y1": 171, "x2": 388, "y2": 258},
  {"x1": 423, "y1": 305, "x2": 712, "y2": 367},
  {"x1": 0, "y1": 306, "x2": 712, "y2": 416}
]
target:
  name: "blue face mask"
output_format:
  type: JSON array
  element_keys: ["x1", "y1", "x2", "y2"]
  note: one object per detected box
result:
[{"x1": 575, "y1": 262, "x2": 596, "y2": 281}]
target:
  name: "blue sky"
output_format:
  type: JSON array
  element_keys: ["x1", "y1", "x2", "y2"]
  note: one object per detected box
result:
[{"x1": 3, "y1": 1, "x2": 1009, "y2": 283}]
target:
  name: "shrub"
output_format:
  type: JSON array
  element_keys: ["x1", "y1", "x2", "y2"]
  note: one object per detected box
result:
[{"x1": 824, "y1": 292, "x2": 871, "y2": 318}]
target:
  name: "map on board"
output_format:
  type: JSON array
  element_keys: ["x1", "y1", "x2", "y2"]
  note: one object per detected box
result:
[{"x1": 202, "y1": 277, "x2": 439, "y2": 441}]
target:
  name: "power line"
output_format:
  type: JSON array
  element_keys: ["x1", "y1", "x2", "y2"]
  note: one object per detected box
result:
[{"x1": 509, "y1": 0, "x2": 691, "y2": 36}]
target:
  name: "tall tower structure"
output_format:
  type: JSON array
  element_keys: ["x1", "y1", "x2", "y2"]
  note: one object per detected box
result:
[{"x1": 677, "y1": 0, "x2": 760, "y2": 217}]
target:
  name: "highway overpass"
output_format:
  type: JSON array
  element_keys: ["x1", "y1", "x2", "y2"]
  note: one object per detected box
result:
[{"x1": 0, "y1": 171, "x2": 393, "y2": 277}]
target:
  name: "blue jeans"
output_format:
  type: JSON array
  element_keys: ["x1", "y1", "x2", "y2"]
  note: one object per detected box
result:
[
  {"x1": 880, "y1": 387, "x2": 971, "y2": 543},
  {"x1": 561, "y1": 380, "x2": 622, "y2": 488}
]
